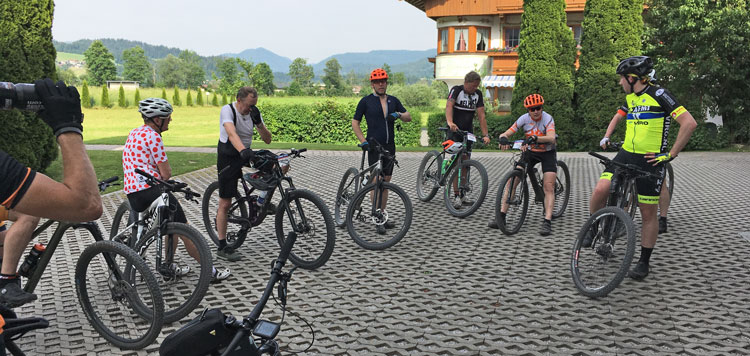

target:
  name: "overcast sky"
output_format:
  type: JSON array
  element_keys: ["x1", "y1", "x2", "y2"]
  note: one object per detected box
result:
[{"x1": 51, "y1": 0, "x2": 437, "y2": 62}]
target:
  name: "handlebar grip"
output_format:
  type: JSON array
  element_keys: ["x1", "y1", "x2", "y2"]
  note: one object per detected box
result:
[
  {"x1": 134, "y1": 168, "x2": 150, "y2": 178},
  {"x1": 588, "y1": 151, "x2": 610, "y2": 161},
  {"x1": 298, "y1": 148, "x2": 307, "y2": 153},
  {"x1": 102, "y1": 176, "x2": 119, "y2": 184},
  {"x1": 278, "y1": 231, "x2": 297, "y2": 265}
]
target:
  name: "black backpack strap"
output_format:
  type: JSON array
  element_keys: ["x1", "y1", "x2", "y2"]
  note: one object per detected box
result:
[{"x1": 228, "y1": 103, "x2": 237, "y2": 125}]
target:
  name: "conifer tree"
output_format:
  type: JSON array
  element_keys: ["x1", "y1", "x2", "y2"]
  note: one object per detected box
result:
[
  {"x1": 212, "y1": 92, "x2": 219, "y2": 106},
  {"x1": 196, "y1": 88, "x2": 204, "y2": 106},
  {"x1": 101, "y1": 85, "x2": 111, "y2": 108},
  {"x1": 186, "y1": 89, "x2": 193, "y2": 106},
  {"x1": 81, "y1": 80, "x2": 92, "y2": 108},
  {"x1": 134, "y1": 87, "x2": 141, "y2": 104},
  {"x1": 172, "y1": 85, "x2": 182, "y2": 106},
  {"x1": 511, "y1": 0, "x2": 577, "y2": 149},
  {"x1": 221, "y1": 93, "x2": 228, "y2": 106},
  {"x1": 118, "y1": 84, "x2": 127, "y2": 107},
  {"x1": 161, "y1": 88, "x2": 168, "y2": 100}
]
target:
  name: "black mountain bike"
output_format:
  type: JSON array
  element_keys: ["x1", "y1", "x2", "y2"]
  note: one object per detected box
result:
[
  {"x1": 570, "y1": 150, "x2": 661, "y2": 298},
  {"x1": 337, "y1": 138, "x2": 413, "y2": 250},
  {"x1": 494, "y1": 137, "x2": 571, "y2": 235},
  {"x1": 202, "y1": 149, "x2": 335, "y2": 270},
  {"x1": 160, "y1": 232, "x2": 308, "y2": 356},
  {"x1": 609, "y1": 142, "x2": 674, "y2": 220},
  {"x1": 110, "y1": 170, "x2": 213, "y2": 324},
  {"x1": 14, "y1": 177, "x2": 164, "y2": 350},
  {"x1": 415, "y1": 127, "x2": 489, "y2": 218}
]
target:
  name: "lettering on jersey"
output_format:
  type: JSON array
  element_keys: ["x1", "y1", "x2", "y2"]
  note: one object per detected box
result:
[
  {"x1": 633, "y1": 121, "x2": 649, "y2": 126},
  {"x1": 657, "y1": 89, "x2": 676, "y2": 106},
  {"x1": 632, "y1": 106, "x2": 651, "y2": 113}
]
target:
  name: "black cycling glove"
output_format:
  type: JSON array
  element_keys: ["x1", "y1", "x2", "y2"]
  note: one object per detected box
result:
[
  {"x1": 34, "y1": 78, "x2": 84, "y2": 137},
  {"x1": 240, "y1": 148, "x2": 255, "y2": 162}
]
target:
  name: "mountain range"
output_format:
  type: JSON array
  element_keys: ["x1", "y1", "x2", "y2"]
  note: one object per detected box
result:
[{"x1": 54, "y1": 38, "x2": 436, "y2": 83}]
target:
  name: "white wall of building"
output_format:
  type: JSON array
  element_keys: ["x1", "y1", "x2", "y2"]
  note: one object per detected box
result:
[{"x1": 435, "y1": 54, "x2": 491, "y2": 88}]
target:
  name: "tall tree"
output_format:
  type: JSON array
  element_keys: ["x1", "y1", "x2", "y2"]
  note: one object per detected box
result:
[
  {"x1": 118, "y1": 84, "x2": 127, "y2": 107},
  {"x1": 156, "y1": 54, "x2": 184, "y2": 88},
  {"x1": 122, "y1": 46, "x2": 152, "y2": 86},
  {"x1": 644, "y1": 0, "x2": 750, "y2": 143},
  {"x1": 134, "y1": 87, "x2": 141, "y2": 104},
  {"x1": 288, "y1": 58, "x2": 314, "y2": 91},
  {"x1": 83, "y1": 40, "x2": 116, "y2": 86},
  {"x1": 179, "y1": 50, "x2": 205, "y2": 88},
  {"x1": 511, "y1": 0, "x2": 577, "y2": 149},
  {"x1": 81, "y1": 80, "x2": 92, "y2": 108},
  {"x1": 322, "y1": 58, "x2": 344, "y2": 96},
  {"x1": 196, "y1": 87, "x2": 204, "y2": 106},
  {"x1": 573, "y1": 0, "x2": 642, "y2": 150},
  {"x1": 172, "y1": 85, "x2": 181, "y2": 106},
  {"x1": 252, "y1": 62, "x2": 275, "y2": 96},
  {"x1": 0, "y1": 0, "x2": 58, "y2": 170},
  {"x1": 100, "y1": 85, "x2": 111, "y2": 107},
  {"x1": 186, "y1": 89, "x2": 193, "y2": 106},
  {"x1": 217, "y1": 57, "x2": 243, "y2": 96}
]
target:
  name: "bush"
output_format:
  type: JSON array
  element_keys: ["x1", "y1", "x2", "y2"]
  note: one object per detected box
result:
[
  {"x1": 186, "y1": 89, "x2": 193, "y2": 106},
  {"x1": 387, "y1": 84, "x2": 436, "y2": 108},
  {"x1": 100, "y1": 86, "x2": 111, "y2": 108},
  {"x1": 118, "y1": 85, "x2": 127, "y2": 107},
  {"x1": 172, "y1": 86, "x2": 181, "y2": 106},
  {"x1": 134, "y1": 88, "x2": 141, "y2": 104},
  {"x1": 258, "y1": 100, "x2": 421, "y2": 147},
  {"x1": 81, "y1": 80, "x2": 92, "y2": 108},
  {"x1": 196, "y1": 88, "x2": 203, "y2": 106}
]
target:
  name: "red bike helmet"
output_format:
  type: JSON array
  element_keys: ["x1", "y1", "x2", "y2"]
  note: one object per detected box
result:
[
  {"x1": 370, "y1": 68, "x2": 388, "y2": 81},
  {"x1": 523, "y1": 94, "x2": 544, "y2": 108}
]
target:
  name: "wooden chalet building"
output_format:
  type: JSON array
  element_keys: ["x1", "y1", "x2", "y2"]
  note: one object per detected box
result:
[{"x1": 403, "y1": 0, "x2": 585, "y2": 113}]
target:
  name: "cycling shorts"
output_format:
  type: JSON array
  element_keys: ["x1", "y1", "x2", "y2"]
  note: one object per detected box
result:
[
  {"x1": 126, "y1": 186, "x2": 187, "y2": 223},
  {"x1": 599, "y1": 149, "x2": 664, "y2": 204},
  {"x1": 367, "y1": 142, "x2": 396, "y2": 176},
  {"x1": 217, "y1": 147, "x2": 245, "y2": 199},
  {"x1": 519, "y1": 150, "x2": 557, "y2": 173}
]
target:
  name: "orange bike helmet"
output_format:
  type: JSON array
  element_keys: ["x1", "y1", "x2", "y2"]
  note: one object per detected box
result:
[
  {"x1": 441, "y1": 140, "x2": 463, "y2": 154},
  {"x1": 523, "y1": 94, "x2": 544, "y2": 108},
  {"x1": 370, "y1": 68, "x2": 388, "y2": 81}
]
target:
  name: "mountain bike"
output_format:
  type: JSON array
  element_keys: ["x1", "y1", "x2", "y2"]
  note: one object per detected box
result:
[
  {"x1": 160, "y1": 232, "x2": 310, "y2": 356},
  {"x1": 201, "y1": 149, "x2": 335, "y2": 270},
  {"x1": 493, "y1": 137, "x2": 571, "y2": 235},
  {"x1": 609, "y1": 141, "x2": 673, "y2": 220},
  {"x1": 339, "y1": 138, "x2": 412, "y2": 250},
  {"x1": 415, "y1": 127, "x2": 489, "y2": 218},
  {"x1": 570, "y1": 151, "x2": 661, "y2": 298},
  {"x1": 15, "y1": 177, "x2": 164, "y2": 350},
  {"x1": 109, "y1": 170, "x2": 212, "y2": 324}
]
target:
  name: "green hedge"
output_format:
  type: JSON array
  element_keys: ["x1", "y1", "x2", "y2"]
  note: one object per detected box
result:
[
  {"x1": 427, "y1": 111, "x2": 514, "y2": 149},
  {"x1": 258, "y1": 100, "x2": 422, "y2": 147}
]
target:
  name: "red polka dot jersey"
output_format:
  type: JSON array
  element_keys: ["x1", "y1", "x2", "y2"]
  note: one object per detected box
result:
[{"x1": 122, "y1": 125, "x2": 167, "y2": 194}]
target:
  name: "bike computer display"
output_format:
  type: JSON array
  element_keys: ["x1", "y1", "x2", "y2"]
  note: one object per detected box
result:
[{"x1": 253, "y1": 320, "x2": 280, "y2": 339}]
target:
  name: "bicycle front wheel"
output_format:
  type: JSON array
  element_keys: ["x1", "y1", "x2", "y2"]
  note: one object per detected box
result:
[
  {"x1": 75, "y1": 240, "x2": 164, "y2": 350},
  {"x1": 110, "y1": 200, "x2": 136, "y2": 247},
  {"x1": 551, "y1": 160, "x2": 571, "y2": 219},
  {"x1": 135, "y1": 222, "x2": 212, "y2": 323},
  {"x1": 570, "y1": 206, "x2": 636, "y2": 298},
  {"x1": 334, "y1": 167, "x2": 360, "y2": 228},
  {"x1": 495, "y1": 169, "x2": 529, "y2": 235},
  {"x1": 443, "y1": 159, "x2": 488, "y2": 218},
  {"x1": 276, "y1": 189, "x2": 335, "y2": 270},
  {"x1": 202, "y1": 180, "x2": 249, "y2": 250},
  {"x1": 416, "y1": 150, "x2": 441, "y2": 202},
  {"x1": 346, "y1": 182, "x2": 413, "y2": 250}
]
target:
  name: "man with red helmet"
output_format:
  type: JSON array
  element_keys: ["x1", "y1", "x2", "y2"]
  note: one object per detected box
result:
[
  {"x1": 445, "y1": 71, "x2": 491, "y2": 209},
  {"x1": 352, "y1": 68, "x2": 412, "y2": 235},
  {"x1": 489, "y1": 93, "x2": 558, "y2": 236}
]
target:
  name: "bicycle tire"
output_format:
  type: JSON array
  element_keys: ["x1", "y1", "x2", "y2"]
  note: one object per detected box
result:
[
  {"x1": 551, "y1": 160, "x2": 571, "y2": 219},
  {"x1": 570, "y1": 206, "x2": 636, "y2": 298},
  {"x1": 75, "y1": 240, "x2": 164, "y2": 350},
  {"x1": 134, "y1": 222, "x2": 212, "y2": 323},
  {"x1": 334, "y1": 167, "x2": 360, "y2": 228},
  {"x1": 275, "y1": 189, "x2": 335, "y2": 270},
  {"x1": 202, "y1": 180, "x2": 249, "y2": 250},
  {"x1": 110, "y1": 200, "x2": 136, "y2": 247},
  {"x1": 621, "y1": 181, "x2": 638, "y2": 220},
  {"x1": 665, "y1": 162, "x2": 674, "y2": 198},
  {"x1": 346, "y1": 181, "x2": 413, "y2": 250},
  {"x1": 495, "y1": 169, "x2": 529, "y2": 235},
  {"x1": 443, "y1": 159, "x2": 489, "y2": 218},
  {"x1": 416, "y1": 150, "x2": 441, "y2": 202}
]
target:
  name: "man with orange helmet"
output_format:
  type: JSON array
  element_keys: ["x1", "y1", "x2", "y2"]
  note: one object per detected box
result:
[
  {"x1": 489, "y1": 93, "x2": 558, "y2": 236},
  {"x1": 445, "y1": 71, "x2": 491, "y2": 209},
  {"x1": 586, "y1": 55, "x2": 696, "y2": 280},
  {"x1": 352, "y1": 68, "x2": 412, "y2": 235}
]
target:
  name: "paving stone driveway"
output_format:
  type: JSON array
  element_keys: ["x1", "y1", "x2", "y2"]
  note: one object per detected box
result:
[{"x1": 12, "y1": 150, "x2": 750, "y2": 355}]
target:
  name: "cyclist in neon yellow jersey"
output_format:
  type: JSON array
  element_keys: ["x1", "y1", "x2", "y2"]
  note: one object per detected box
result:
[{"x1": 586, "y1": 56, "x2": 696, "y2": 280}]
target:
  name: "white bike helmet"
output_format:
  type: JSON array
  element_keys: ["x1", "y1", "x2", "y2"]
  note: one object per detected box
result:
[
  {"x1": 442, "y1": 140, "x2": 463, "y2": 154},
  {"x1": 139, "y1": 98, "x2": 173, "y2": 118}
]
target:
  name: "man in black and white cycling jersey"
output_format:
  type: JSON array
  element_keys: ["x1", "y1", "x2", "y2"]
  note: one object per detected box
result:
[{"x1": 0, "y1": 79, "x2": 102, "y2": 307}]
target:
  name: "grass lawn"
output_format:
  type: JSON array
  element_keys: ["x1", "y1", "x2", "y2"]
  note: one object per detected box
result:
[
  {"x1": 44, "y1": 150, "x2": 217, "y2": 194},
  {"x1": 56, "y1": 52, "x2": 84, "y2": 61}
]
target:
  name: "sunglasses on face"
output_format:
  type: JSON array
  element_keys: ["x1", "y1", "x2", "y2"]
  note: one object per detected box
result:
[{"x1": 528, "y1": 106, "x2": 543, "y2": 112}]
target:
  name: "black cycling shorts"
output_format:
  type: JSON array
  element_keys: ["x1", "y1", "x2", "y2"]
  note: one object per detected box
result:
[
  {"x1": 521, "y1": 150, "x2": 557, "y2": 173},
  {"x1": 126, "y1": 186, "x2": 187, "y2": 223},
  {"x1": 217, "y1": 144, "x2": 245, "y2": 199},
  {"x1": 367, "y1": 142, "x2": 396, "y2": 176},
  {"x1": 600, "y1": 149, "x2": 664, "y2": 204}
]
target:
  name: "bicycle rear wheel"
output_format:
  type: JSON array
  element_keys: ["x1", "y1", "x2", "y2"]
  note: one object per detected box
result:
[
  {"x1": 276, "y1": 189, "x2": 335, "y2": 270},
  {"x1": 75, "y1": 240, "x2": 164, "y2": 350},
  {"x1": 334, "y1": 167, "x2": 360, "y2": 228},
  {"x1": 443, "y1": 159, "x2": 488, "y2": 218},
  {"x1": 134, "y1": 223, "x2": 212, "y2": 323},
  {"x1": 570, "y1": 206, "x2": 636, "y2": 298},
  {"x1": 665, "y1": 162, "x2": 674, "y2": 198},
  {"x1": 551, "y1": 160, "x2": 571, "y2": 219},
  {"x1": 416, "y1": 150, "x2": 441, "y2": 202},
  {"x1": 495, "y1": 169, "x2": 529, "y2": 235},
  {"x1": 202, "y1": 180, "x2": 249, "y2": 250},
  {"x1": 346, "y1": 181, "x2": 412, "y2": 250}
]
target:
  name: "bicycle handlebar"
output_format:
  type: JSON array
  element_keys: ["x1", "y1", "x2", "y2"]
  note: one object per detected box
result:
[
  {"x1": 133, "y1": 169, "x2": 201, "y2": 201},
  {"x1": 588, "y1": 151, "x2": 662, "y2": 179},
  {"x1": 97, "y1": 176, "x2": 119, "y2": 192}
]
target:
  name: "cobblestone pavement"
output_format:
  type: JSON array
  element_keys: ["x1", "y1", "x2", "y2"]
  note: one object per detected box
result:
[{"x1": 12, "y1": 150, "x2": 750, "y2": 355}]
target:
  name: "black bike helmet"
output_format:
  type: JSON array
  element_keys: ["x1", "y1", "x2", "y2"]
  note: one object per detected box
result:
[
  {"x1": 616, "y1": 56, "x2": 653, "y2": 78},
  {"x1": 252, "y1": 150, "x2": 278, "y2": 174}
]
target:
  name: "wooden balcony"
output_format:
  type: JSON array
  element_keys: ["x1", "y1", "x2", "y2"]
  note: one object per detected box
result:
[{"x1": 488, "y1": 51, "x2": 519, "y2": 76}]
